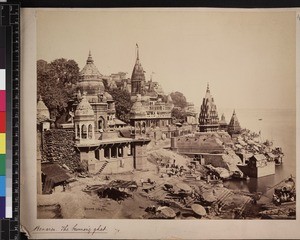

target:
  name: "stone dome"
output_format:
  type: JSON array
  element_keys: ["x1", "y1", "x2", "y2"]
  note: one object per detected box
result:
[
  {"x1": 104, "y1": 91, "x2": 113, "y2": 101},
  {"x1": 75, "y1": 94, "x2": 94, "y2": 117},
  {"x1": 77, "y1": 51, "x2": 105, "y2": 97},
  {"x1": 131, "y1": 94, "x2": 147, "y2": 116},
  {"x1": 167, "y1": 94, "x2": 173, "y2": 103},
  {"x1": 97, "y1": 92, "x2": 107, "y2": 103},
  {"x1": 37, "y1": 96, "x2": 50, "y2": 118}
]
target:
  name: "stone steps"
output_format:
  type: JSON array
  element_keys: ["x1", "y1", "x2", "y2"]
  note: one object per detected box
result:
[{"x1": 97, "y1": 161, "x2": 109, "y2": 174}]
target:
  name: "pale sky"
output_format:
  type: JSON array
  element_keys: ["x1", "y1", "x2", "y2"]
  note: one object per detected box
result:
[{"x1": 37, "y1": 9, "x2": 296, "y2": 110}]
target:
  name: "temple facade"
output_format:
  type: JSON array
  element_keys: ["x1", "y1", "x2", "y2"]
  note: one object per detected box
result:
[
  {"x1": 198, "y1": 84, "x2": 219, "y2": 132},
  {"x1": 74, "y1": 94, "x2": 150, "y2": 174},
  {"x1": 129, "y1": 45, "x2": 174, "y2": 137},
  {"x1": 73, "y1": 51, "x2": 150, "y2": 173},
  {"x1": 57, "y1": 51, "x2": 126, "y2": 131}
]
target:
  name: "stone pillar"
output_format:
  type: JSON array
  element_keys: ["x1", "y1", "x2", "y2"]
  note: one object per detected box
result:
[
  {"x1": 120, "y1": 146, "x2": 124, "y2": 157},
  {"x1": 171, "y1": 137, "x2": 177, "y2": 152},
  {"x1": 79, "y1": 123, "x2": 82, "y2": 139},
  {"x1": 124, "y1": 145, "x2": 129, "y2": 156},
  {"x1": 134, "y1": 143, "x2": 148, "y2": 170},
  {"x1": 99, "y1": 148, "x2": 104, "y2": 160},
  {"x1": 108, "y1": 147, "x2": 111, "y2": 159},
  {"x1": 92, "y1": 124, "x2": 95, "y2": 139}
]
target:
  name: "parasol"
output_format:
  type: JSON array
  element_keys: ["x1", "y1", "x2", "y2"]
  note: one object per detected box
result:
[
  {"x1": 159, "y1": 207, "x2": 176, "y2": 219},
  {"x1": 176, "y1": 182, "x2": 192, "y2": 192},
  {"x1": 191, "y1": 204, "x2": 207, "y2": 216}
]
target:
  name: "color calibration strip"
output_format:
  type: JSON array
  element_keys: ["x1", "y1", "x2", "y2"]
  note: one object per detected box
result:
[
  {"x1": 0, "y1": 4, "x2": 19, "y2": 239},
  {"x1": 0, "y1": 26, "x2": 6, "y2": 219},
  {"x1": 0, "y1": 15, "x2": 13, "y2": 219}
]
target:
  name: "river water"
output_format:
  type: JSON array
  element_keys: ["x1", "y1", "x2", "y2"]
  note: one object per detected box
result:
[{"x1": 219, "y1": 108, "x2": 296, "y2": 195}]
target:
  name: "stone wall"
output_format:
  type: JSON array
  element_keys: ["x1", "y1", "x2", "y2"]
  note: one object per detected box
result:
[{"x1": 42, "y1": 129, "x2": 80, "y2": 171}]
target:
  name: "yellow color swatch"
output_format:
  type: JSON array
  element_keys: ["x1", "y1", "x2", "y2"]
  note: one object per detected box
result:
[{"x1": 0, "y1": 133, "x2": 5, "y2": 154}]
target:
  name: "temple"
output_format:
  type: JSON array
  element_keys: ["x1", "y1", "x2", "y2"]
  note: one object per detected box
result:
[
  {"x1": 185, "y1": 102, "x2": 198, "y2": 126},
  {"x1": 131, "y1": 44, "x2": 146, "y2": 96},
  {"x1": 129, "y1": 44, "x2": 174, "y2": 137},
  {"x1": 198, "y1": 84, "x2": 219, "y2": 132},
  {"x1": 219, "y1": 113, "x2": 228, "y2": 131},
  {"x1": 38, "y1": 52, "x2": 150, "y2": 186},
  {"x1": 227, "y1": 110, "x2": 242, "y2": 137},
  {"x1": 73, "y1": 93, "x2": 150, "y2": 174}
]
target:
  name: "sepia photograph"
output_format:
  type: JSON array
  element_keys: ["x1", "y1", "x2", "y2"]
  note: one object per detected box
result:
[{"x1": 34, "y1": 9, "x2": 297, "y2": 222}]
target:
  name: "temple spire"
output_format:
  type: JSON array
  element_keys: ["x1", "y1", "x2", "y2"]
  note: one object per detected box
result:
[
  {"x1": 136, "y1": 43, "x2": 139, "y2": 60},
  {"x1": 87, "y1": 50, "x2": 94, "y2": 64}
]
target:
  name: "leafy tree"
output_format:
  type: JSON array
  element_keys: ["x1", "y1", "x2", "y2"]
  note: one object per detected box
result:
[
  {"x1": 37, "y1": 58, "x2": 80, "y2": 120},
  {"x1": 108, "y1": 88, "x2": 132, "y2": 123},
  {"x1": 170, "y1": 91, "x2": 188, "y2": 123},
  {"x1": 171, "y1": 107, "x2": 187, "y2": 124},
  {"x1": 170, "y1": 91, "x2": 188, "y2": 109}
]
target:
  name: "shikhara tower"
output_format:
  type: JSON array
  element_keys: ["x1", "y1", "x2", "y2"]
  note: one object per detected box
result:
[
  {"x1": 131, "y1": 44, "x2": 146, "y2": 96},
  {"x1": 198, "y1": 84, "x2": 219, "y2": 132},
  {"x1": 129, "y1": 44, "x2": 173, "y2": 137},
  {"x1": 227, "y1": 110, "x2": 242, "y2": 137}
]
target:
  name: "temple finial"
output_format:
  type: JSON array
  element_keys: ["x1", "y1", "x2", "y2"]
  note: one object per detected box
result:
[
  {"x1": 87, "y1": 50, "x2": 93, "y2": 63},
  {"x1": 206, "y1": 83, "x2": 210, "y2": 92},
  {"x1": 136, "y1": 43, "x2": 139, "y2": 60}
]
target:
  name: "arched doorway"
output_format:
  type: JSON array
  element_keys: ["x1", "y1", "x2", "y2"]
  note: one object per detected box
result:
[{"x1": 98, "y1": 116, "x2": 105, "y2": 131}]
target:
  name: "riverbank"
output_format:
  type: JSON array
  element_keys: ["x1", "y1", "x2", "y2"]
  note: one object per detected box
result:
[{"x1": 38, "y1": 147, "x2": 294, "y2": 220}]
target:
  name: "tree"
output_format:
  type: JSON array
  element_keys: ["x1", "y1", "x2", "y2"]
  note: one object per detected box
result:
[
  {"x1": 108, "y1": 88, "x2": 132, "y2": 123},
  {"x1": 170, "y1": 91, "x2": 188, "y2": 109},
  {"x1": 171, "y1": 107, "x2": 187, "y2": 124},
  {"x1": 170, "y1": 91, "x2": 188, "y2": 123},
  {"x1": 37, "y1": 58, "x2": 80, "y2": 120}
]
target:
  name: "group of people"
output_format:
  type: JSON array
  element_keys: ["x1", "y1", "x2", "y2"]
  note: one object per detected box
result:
[{"x1": 161, "y1": 159, "x2": 186, "y2": 177}]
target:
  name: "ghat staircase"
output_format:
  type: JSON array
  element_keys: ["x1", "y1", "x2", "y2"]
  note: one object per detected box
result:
[{"x1": 97, "y1": 160, "x2": 109, "y2": 174}]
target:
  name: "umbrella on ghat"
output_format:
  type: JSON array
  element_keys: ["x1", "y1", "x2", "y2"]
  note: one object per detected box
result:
[
  {"x1": 159, "y1": 207, "x2": 176, "y2": 219},
  {"x1": 191, "y1": 204, "x2": 207, "y2": 217},
  {"x1": 176, "y1": 182, "x2": 192, "y2": 192}
]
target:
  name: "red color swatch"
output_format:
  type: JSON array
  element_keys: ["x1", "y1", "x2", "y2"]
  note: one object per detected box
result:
[{"x1": 0, "y1": 112, "x2": 5, "y2": 132}]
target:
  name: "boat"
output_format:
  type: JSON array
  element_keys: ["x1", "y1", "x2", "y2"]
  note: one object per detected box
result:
[
  {"x1": 272, "y1": 176, "x2": 296, "y2": 205},
  {"x1": 272, "y1": 147, "x2": 284, "y2": 165},
  {"x1": 258, "y1": 118, "x2": 262, "y2": 121}
]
